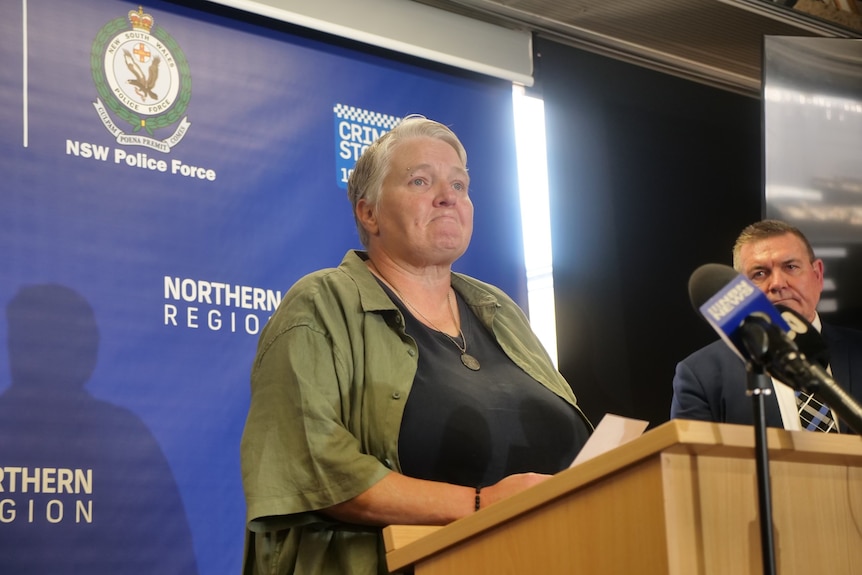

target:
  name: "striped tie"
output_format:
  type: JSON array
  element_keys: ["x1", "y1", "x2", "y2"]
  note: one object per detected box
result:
[{"x1": 796, "y1": 390, "x2": 838, "y2": 433}]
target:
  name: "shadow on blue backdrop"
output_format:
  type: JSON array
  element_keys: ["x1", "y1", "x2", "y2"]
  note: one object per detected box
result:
[{"x1": 0, "y1": 284, "x2": 198, "y2": 574}]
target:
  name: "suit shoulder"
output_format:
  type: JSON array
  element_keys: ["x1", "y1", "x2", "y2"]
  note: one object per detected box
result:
[
  {"x1": 681, "y1": 339, "x2": 737, "y2": 363},
  {"x1": 823, "y1": 322, "x2": 862, "y2": 348}
]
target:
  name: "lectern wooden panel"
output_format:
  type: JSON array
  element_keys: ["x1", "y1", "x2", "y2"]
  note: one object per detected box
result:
[{"x1": 383, "y1": 420, "x2": 862, "y2": 575}]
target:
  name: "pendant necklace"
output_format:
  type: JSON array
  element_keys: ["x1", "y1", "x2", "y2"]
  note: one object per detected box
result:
[
  {"x1": 370, "y1": 263, "x2": 481, "y2": 371},
  {"x1": 438, "y1": 291, "x2": 481, "y2": 371}
]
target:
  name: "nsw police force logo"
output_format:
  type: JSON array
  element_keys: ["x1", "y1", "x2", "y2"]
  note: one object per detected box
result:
[{"x1": 91, "y1": 6, "x2": 192, "y2": 152}]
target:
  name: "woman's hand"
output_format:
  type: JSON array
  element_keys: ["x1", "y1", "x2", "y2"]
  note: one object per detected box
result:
[{"x1": 479, "y1": 472, "x2": 551, "y2": 510}]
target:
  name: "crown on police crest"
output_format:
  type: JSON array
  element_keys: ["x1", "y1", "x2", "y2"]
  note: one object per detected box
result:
[{"x1": 128, "y1": 6, "x2": 154, "y2": 33}]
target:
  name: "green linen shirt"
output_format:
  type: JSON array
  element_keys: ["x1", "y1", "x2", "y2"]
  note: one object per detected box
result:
[{"x1": 241, "y1": 250, "x2": 588, "y2": 575}]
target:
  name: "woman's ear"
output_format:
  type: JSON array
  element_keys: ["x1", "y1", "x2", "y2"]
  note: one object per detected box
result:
[{"x1": 356, "y1": 198, "x2": 378, "y2": 237}]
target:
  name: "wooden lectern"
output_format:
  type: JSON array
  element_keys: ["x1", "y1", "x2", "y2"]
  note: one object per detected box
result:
[{"x1": 383, "y1": 420, "x2": 862, "y2": 574}]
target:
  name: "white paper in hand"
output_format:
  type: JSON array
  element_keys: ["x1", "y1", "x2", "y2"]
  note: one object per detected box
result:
[{"x1": 569, "y1": 413, "x2": 649, "y2": 468}]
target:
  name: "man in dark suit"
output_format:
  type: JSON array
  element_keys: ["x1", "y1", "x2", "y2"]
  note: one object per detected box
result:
[{"x1": 671, "y1": 219, "x2": 862, "y2": 433}]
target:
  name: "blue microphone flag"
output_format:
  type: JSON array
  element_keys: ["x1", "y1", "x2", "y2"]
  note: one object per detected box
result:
[{"x1": 698, "y1": 273, "x2": 790, "y2": 361}]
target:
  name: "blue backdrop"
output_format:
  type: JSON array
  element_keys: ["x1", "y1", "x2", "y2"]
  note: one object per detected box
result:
[{"x1": 0, "y1": 1, "x2": 524, "y2": 573}]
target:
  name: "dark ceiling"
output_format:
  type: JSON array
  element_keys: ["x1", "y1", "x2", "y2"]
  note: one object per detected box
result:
[{"x1": 414, "y1": 0, "x2": 862, "y2": 96}]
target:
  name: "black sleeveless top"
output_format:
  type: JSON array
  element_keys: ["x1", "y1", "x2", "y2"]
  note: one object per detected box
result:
[{"x1": 378, "y1": 281, "x2": 590, "y2": 488}]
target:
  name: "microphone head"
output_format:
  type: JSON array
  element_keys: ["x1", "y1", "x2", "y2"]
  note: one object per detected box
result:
[
  {"x1": 775, "y1": 304, "x2": 830, "y2": 368},
  {"x1": 688, "y1": 263, "x2": 739, "y2": 312}
]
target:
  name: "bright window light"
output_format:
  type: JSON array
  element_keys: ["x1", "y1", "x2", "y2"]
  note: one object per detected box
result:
[{"x1": 513, "y1": 85, "x2": 558, "y2": 366}]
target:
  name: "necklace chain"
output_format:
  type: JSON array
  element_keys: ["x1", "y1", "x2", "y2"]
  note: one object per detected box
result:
[
  {"x1": 404, "y1": 291, "x2": 468, "y2": 354},
  {"x1": 369, "y1": 263, "x2": 468, "y2": 354}
]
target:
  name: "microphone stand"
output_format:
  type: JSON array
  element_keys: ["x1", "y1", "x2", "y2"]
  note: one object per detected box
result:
[
  {"x1": 738, "y1": 311, "x2": 862, "y2": 573},
  {"x1": 740, "y1": 319, "x2": 778, "y2": 575},
  {"x1": 745, "y1": 362, "x2": 777, "y2": 575}
]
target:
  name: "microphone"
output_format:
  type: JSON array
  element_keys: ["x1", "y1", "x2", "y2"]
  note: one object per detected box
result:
[
  {"x1": 688, "y1": 263, "x2": 789, "y2": 366},
  {"x1": 773, "y1": 304, "x2": 829, "y2": 369},
  {"x1": 688, "y1": 263, "x2": 829, "y2": 365}
]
